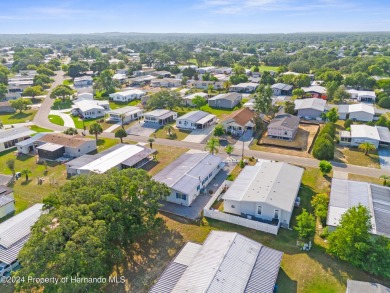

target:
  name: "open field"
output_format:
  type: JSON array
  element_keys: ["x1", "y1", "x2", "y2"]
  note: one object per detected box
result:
[
  {"x1": 109, "y1": 169, "x2": 390, "y2": 293},
  {"x1": 0, "y1": 110, "x2": 37, "y2": 124},
  {"x1": 334, "y1": 146, "x2": 380, "y2": 169},
  {"x1": 48, "y1": 114, "x2": 64, "y2": 126},
  {"x1": 259, "y1": 124, "x2": 319, "y2": 151},
  {"x1": 258, "y1": 65, "x2": 279, "y2": 72}
]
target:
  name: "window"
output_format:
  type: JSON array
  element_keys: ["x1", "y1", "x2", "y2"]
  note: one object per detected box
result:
[
  {"x1": 208, "y1": 172, "x2": 213, "y2": 178},
  {"x1": 197, "y1": 185, "x2": 200, "y2": 191},
  {"x1": 274, "y1": 209, "x2": 279, "y2": 219},
  {"x1": 257, "y1": 206, "x2": 262, "y2": 215},
  {"x1": 231, "y1": 205, "x2": 235, "y2": 209},
  {"x1": 176, "y1": 193, "x2": 187, "y2": 201}
]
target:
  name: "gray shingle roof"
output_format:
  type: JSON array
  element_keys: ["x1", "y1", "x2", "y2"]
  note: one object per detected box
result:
[{"x1": 268, "y1": 114, "x2": 300, "y2": 130}]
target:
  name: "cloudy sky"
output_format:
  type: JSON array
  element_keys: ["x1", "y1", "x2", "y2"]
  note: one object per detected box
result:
[{"x1": 1, "y1": 0, "x2": 389, "y2": 34}]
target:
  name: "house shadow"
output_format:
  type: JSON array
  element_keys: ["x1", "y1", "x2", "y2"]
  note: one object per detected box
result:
[
  {"x1": 16, "y1": 154, "x2": 33, "y2": 162},
  {"x1": 107, "y1": 223, "x2": 184, "y2": 293},
  {"x1": 276, "y1": 268, "x2": 298, "y2": 293}
]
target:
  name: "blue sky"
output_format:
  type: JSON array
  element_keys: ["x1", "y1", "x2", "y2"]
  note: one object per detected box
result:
[{"x1": 0, "y1": 0, "x2": 389, "y2": 34}]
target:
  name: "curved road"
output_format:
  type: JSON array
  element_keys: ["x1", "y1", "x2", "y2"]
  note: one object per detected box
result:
[{"x1": 32, "y1": 69, "x2": 390, "y2": 179}]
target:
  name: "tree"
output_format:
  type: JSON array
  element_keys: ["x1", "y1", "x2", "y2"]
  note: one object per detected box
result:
[
  {"x1": 50, "y1": 84, "x2": 74, "y2": 102},
  {"x1": 294, "y1": 209, "x2": 316, "y2": 241},
  {"x1": 292, "y1": 88, "x2": 304, "y2": 98},
  {"x1": 254, "y1": 85, "x2": 273, "y2": 114},
  {"x1": 6, "y1": 159, "x2": 15, "y2": 177},
  {"x1": 0, "y1": 83, "x2": 7, "y2": 100},
  {"x1": 233, "y1": 64, "x2": 245, "y2": 75},
  {"x1": 15, "y1": 168, "x2": 170, "y2": 292},
  {"x1": 115, "y1": 128, "x2": 127, "y2": 143},
  {"x1": 319, "y1": 160, "x2": 332, "y2": 176},
  {"x1": 222, "y1": 80, "x2": 232, "y2": 91},
  {"x1": 67, "y1": 62, "x2": 89, "y2": 78},
  {"x1": 326, "y1": 108, "x2": 339, "y2": 123},
  {"x1": 259, "y1": 71, "x2": 275, "y2": 85},
  {"x1": 225, "y1": 144, "x2": 234, "y2": 157},
  {"x1": 288, "y1": 60, "x2": 310, "y2": 73},
  {"x1": 22, "y1": 86, "x2": 44, "y2": 98},
  {"x1": 358, "y1": 142, "x2": 376, "y2": 156},
  {"x1": 294, "y1": 74, "x2": 311, "y2": 88},
  {"x1": 148, "y1": 137, "x2": 155, "y2": 149},
  {"x1": 311, "y1": 193, "x2": 330, "y2": 226},
  {"x1": 207, "y1": 84, "x2": 214, "y2": 94},
  {"x1": 344, "y1": 119, "x2": 353, "y2": 129},
  {"x1": 378, "y1": 97, "x2": 390, "y2": 109},
  {"x1": 312, "y1": 138, "x2": 334, "y2": 160},
  {"x1": 63, "y1": 128, "x2": 78, "y2": 135},
  {"x1": 89, "y1": 122, "x2": 103, "y2": 141},
  {"x1": 164, "y1": 124, "x2": 175, "y2": 137},
  {"x1": 10, "y1": 98, "x2": 32, "y2": 113},
  {"x1": 328, "y1": 205, "x2": 372, "y2": 267},
  {"x1": 147, "y1": 90, "x2": 182, "y2": 110},
  {"x1": 205, "y1": 137, "x2": 220, "y2": 155},
  {"x1": 192, "y1": 95, "x2": 207, "y2": 109},
  {"x1": 20, "y1": 168, "x2": 31, "y2": 182},
  {"x1": 380, "y1": 174, "x2": 390, "y2": 186},
  {"x1": 325, "y1": 81, "x2": 339, "y2": 101},
  {"x1": 284, "y1": 101, "x2": 296, "y2": 115},
  {"x1": 213, "y1": 124, "x2": 224, "y2": 136},
  {"x1": 364, "y1": 236, "x2": 390, "y2": 278},
  {"x1": 333, "y1": 85, "x2": 351, "y2": 102},
  {"x1": 95, "y1": 69, "x2": 117, "y2": 94}
]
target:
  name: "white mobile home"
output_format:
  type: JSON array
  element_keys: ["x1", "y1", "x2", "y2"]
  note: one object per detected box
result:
[
  {"x1": 176, "y1": 110, "x2": 216, "y2": 130},
  {"x1": 109, "y1": 89, "x2": 146, "y2": 102}
]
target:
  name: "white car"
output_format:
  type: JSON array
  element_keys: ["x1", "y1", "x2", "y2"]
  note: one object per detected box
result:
[{"x1": 0, "y1": 260, "x2": 20, "y2": 276}]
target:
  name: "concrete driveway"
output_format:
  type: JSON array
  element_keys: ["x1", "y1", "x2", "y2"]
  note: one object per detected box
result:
[
  {"x1": 183, "y1": 125, "x2": 215, "y2": 143},
  {"x1": 379, "y1": 148, "x2": 390, "y2": 170},
  {"x1": 126, "y1": 121, "x2": 161, "y2": 136}
]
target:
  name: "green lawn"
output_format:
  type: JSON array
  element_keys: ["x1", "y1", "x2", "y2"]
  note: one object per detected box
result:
[
  {"x1": 116, "y1": 167, "x2": 390, "y2": 293},
  {"x1": 62, "y1": 79, "x2": 73, "y2": 86},
  {"x1": 109, "y1": 99, "x2": 142, "y2": 110},
  {"x1": 335, "y1": 146, "x2": 380, "y2": 169},
  {"x1": 29, "y1": 125, "x2": 54, "y2": 133},
  {"x1": 51, "y1": 99, "x2": 72, "y2": 110},
  {"x1": 92, "y1": 137, "x2": 121, "y2": 152},
  {"x1": 0, "y1": 110, "x2": 37, "y2": 124},
  {"x1": 48, "y1": 115, "x2": 65, "y2": 126},
  {"x1": 152, "y1": 122, "x2": 191, "y2": 141},
  {"x1": 200, "y1": 104, "x2": 237, "y2": 119},
  {"x1": 0, "y1": 149, "x2": 67, "y2": 214},
  {"x1": 258, "y1": 65, "x2": 279, "y2": 72}
]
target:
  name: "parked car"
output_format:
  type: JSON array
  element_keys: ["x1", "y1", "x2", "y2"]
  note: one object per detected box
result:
[
  {"x1": 15, "y1": 172, "x2": 21, "y2": 180},
  {"x1": 0, "y1": 260, "x2": 20, "y2": 276}
]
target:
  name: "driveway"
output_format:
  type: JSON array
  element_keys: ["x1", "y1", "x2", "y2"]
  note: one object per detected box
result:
[
  {"x1": 49, "y1": 110, "x2": 75, "y2": 128},
  {"x1": 378, "y1": 148, "x2": 390, "y2": 170},
  {"x1": 182, "y1": 125, "x2": 215, "y2": 143},
  {"x1": 234, "y1": 129, "x2": 253, "y2": 150},
  {"x1": 126, "y1": 121, "x2": 161, "y2": 136}
]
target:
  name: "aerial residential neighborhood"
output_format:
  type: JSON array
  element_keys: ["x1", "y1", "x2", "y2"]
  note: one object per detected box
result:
[{"x1": 0, "y1": 1, "x2": 390, "y2": 293}]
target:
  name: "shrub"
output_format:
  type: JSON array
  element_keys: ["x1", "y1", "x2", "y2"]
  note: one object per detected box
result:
[
  {"x1": 320, "y1": 226, "x2": 330, "y2": 239},
  {"x1": 378, "y1": 97, "x2": 390, "y2": 109},
  {"x1": 313, "y1": 138, "x2": 334, "y2": 160},
  {"x1": 344, "y1": 119, "x2": 353, "y2": 128}
]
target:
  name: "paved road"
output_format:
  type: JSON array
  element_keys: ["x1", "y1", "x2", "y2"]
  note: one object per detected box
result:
[{"x1": 33, "y1": 70, "x2": 69, "y2": 132}]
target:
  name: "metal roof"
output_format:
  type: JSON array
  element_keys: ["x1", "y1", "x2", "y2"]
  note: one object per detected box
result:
[
  {"x1": 271, "y1": 83, "x2": 293, "y2": 91},
  {"x1": 0, "y1": 195, "x2": 13, "y2": 208},
  {"x1": 177, "y1": 111, "x2": 215, "y2": 124},
  {"x1": 377, "y1": 126, "x2": 390, "y2": 143},
  {"x1": 152, "y1": 231, "x2": 283, "y2": 293},
  {"x1": 209, "y1": 92, "x2": 242, "y2": 101},
  {"x1": 347, "y1": 280, "x2": 390, "y2": 293},
  {"x1": 37, "y1": 142, "x2": 64, "y2": 152},
  {"x1": 294, "y1": 98, "x2": 326, "y2": 112},
  {"x1": 144, "y1": 109, "x2": 177, "y2": 119},
  {"x1": 370, "y1": 184, "x2": 390, "y2": 237},
  {"x1": 222, "y1": 162, "x2": 304, "y2": 212},
  {"x1": 153, "y1": 153, "x2": 223, "y2": 195},
  {"x1": 15, "y1": 132, "x2": 47, "y2": 147},
  {"x1": 110, "y1": 89, "x2": 145, "y2": 97},
  {"x1": 302, "y1": 85, "x2": 326, "y2": 94},
  {"x1": 338, "y1": 103, "x2": 375, "y2": 115},
  {"x1": 182, "y1": 92, "x2": 208, "y2": 100},
  {"x1": 0, "y1": 127, "x2": 36, "y2": 144},
  {"x1": 0, "y1": 204, "x2": 44, "y2": 264},
  {"x1": 73, "y1": 100, "x2": 108, "y2": 112},
  {"x1": 350, "y1": 125, "x2": 380, "y2": 141},
  {"x1": 106, "y1": 106, "x2": 143, "y2": 116}
]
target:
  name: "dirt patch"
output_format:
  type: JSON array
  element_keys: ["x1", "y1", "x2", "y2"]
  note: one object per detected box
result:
[{"x1": 258, "y1": 124, "x2": 319, "y2": 152}]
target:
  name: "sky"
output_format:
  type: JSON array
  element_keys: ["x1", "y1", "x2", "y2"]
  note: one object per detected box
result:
[{"x1": 0, "y1": 0, "x2": 389, "y2": 34}]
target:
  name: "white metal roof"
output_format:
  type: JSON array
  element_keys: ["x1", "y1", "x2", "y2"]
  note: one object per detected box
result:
[
  {"x1": 294, "y1": 98, "x2": 326, "y2": 111},
  {"x1": 73, "y1": 100, "x2": 107, "y2": 112},
  {"x1": 110, "y1": 89, "x2": 145, "y2": 97},
  {"x1": 79, "y1": 144, "x2": 144, "y2": 174},
  {"x1": 15, "y1": 132, "x2": 46, "y2": 147},
  {"x1": 144, "y1": 109, "x2": 177, "y2": 118},
  {"x1": 0, "y1": 127, "x2": 36, "y2": 144},
  {"x1": 0, "y1": 204, "x2": 44, "y2": 248},
  {"x1": 302, "y1": 85, "x2": 326, "y2": 94},
  {"x1": 223, "y1": 162, "x2": 304, "y2": 212},
  {"x1": 182, "y1": 92, "x2": 208, "y2": 100},
  {"x1": 340, "y1": 103, "x2": 375, "y2": 115},
  {"x1": 177, "y1": 111, "x2": 215, "y2": 124},
  {"x1": 107, "y1": 106, "x2": 143, "y2": 116},
  {"x1": 350, "y1": 125, "x2": 380, "y2": 141}
]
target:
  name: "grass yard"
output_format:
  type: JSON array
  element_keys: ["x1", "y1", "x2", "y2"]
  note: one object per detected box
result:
[
  {"x1": 48, "y1": 114, "x2": 65, "y2": 126},
  {"x1": 71, "y1": 116, "x2": 113, "y2": 131},
  {"x1": 109, "y1": 99, "x2": 142, "y2": 110},
  {"x1": 62, "y1": 79, "x2": 73, "y2": 86},
  {"x1": 0, "y1": 149, "x2": 67, "y2": 214},
  {"x1": 334, "y1": 146, "x2": 380, "y2": 168},
  {"x1": 200, "y1": 104, "x2": 237, "y2": 119},
  {"x1": 110, "y1": 166, "x2": 390, "y2": 293},
  {"x1": 88, "y1": 137, "x2": 121, "y2": 152},
  {"x1": 0, "y1": 110, "x2": 37, "y2": 124},
  {"x1": 152, "y1": 122, "x2": 191, "y2": 141},
  {"x1": 258, "y1": 65, "x2": 279, "y2": 72},
  {"x1": 141, "y1": 144, "x2": 189, "y2": 176},
  {"x1": 29, "y1": 125, "x2": 54, "y2": 133},
  {"x1": 348, "y1": 173, "x2": 383, "y2": 185}
]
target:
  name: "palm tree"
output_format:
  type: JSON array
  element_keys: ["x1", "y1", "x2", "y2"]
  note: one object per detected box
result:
[
  {"x1": 358, "y1": 142, "x2": 376, "y2": 156},
  {"x1": 115, "y1": 128, "x2": 127, "y2": 143},
  {"x1": 205, "y1": 137, "x2": 220, "y2": 155},
  {"x1": 148, "y1": 137, "x2": 155, "y2": 149},
  {"x1": 380, "y1": 175, "x2": 390, "y2": 186},
  {"x1": 21, "y1": 168, "x2": 31, "y2": 182},
  {"x1": 222, "y1": 80, "x2": 232, "y2": 91},
  {"x1": 164, "y1": 125, "x2": 175, "y2": 137},
  {"x1": 89, "y1": 122, "x2": 103, "y2": 141},
  {"x1": 225, "y1": 144, "x2": 234, "y2": 157}
]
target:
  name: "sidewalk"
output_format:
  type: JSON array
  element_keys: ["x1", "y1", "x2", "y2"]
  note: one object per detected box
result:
[{"x1": 104, "y1": 122, "x2": 121, "y2": 133}]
